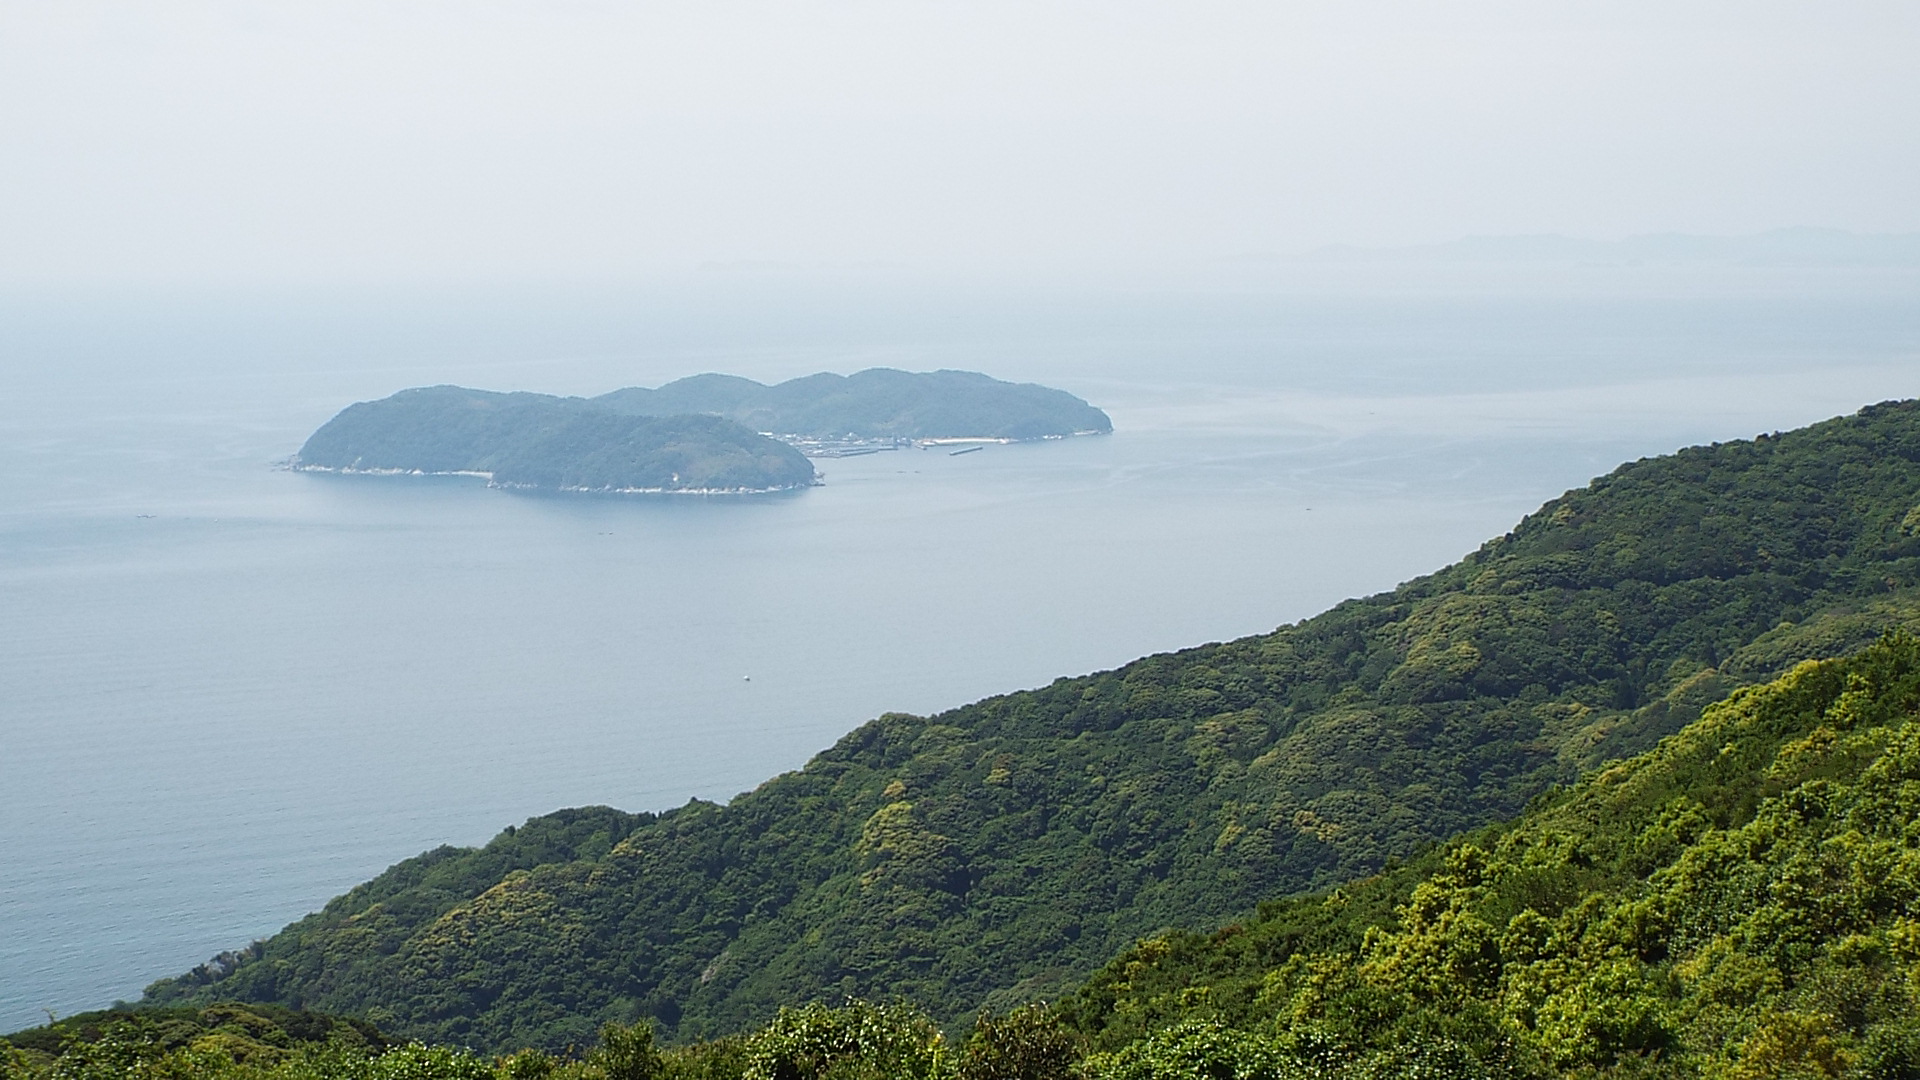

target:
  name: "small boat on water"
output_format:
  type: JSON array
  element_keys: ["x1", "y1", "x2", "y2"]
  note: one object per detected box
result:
[{"x1": 949, "y1": 446, "x2": 984, "y2": 456}]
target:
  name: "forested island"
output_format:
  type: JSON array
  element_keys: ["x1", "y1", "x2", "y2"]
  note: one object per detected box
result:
[
  {"x1": 294, "y1": 387, "x2": 817, "y2": 494},
  {"x1": 16, "y1": 400, "x2": 1920, "y2": 1079},
  {"x1": 292, "y1": 370, "x2": 1112, "y2": 494}
]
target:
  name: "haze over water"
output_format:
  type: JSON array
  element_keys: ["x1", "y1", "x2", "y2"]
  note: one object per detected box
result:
[{"x1": 2, "y1": 267, "x2": 1917, "y2": 1030}]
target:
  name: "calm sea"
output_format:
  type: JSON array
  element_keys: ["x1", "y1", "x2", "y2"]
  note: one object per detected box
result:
[{"x1": 3, "y1": 267, "x2": 1917, "y2": 1030}]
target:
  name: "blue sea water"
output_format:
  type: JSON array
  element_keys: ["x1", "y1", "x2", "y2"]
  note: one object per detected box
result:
[{"x1": 2, "y1": 268, "x2": 1917, "y2": 1030}]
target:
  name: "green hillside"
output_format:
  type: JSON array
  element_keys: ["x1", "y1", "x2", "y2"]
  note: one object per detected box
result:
[
  {"x1": 1059, "y1": 631, "x2": 1920, "y2": 1078},
  {"x1": 24, "y1": 635, "x2": 1920, "y2": 1079},
  {"x1": 147, "y1": 401, "x2": 1920, "y2": 1052},
  {"x1": 295, "y1": 386, "x2": 818, "y2": 493},
  {"x1": 1, "y1": 1004, "x2": 389, "y2": 1066}
]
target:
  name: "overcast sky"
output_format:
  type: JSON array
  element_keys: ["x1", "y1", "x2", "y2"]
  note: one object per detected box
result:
[{"x1": 3, "y1": 1, "x2": 1916, "y2": 286}]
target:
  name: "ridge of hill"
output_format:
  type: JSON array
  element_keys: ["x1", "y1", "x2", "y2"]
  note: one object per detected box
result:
[
  {"x1": 591, "y1": 369, "x2": 1112, "y2": 441},
  {"x1": 148, "y1": 401, "x2": 1920, "y2": 1052},
  {"x1": 1060, "y1": 632, "x2": 1920, "y2": 1078}
]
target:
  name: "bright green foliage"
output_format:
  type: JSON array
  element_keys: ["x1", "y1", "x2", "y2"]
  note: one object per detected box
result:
[
  {"x1": 0, "y1": 1004, "x2": 389, "y2": 1064},
  {"x1": 1081, "y1": 1020, "x2": 1294, "y2": 1080},
  {"x1": 0, "y1": 1032, "x2": 498, "y2": 1080},
  {"x1": 739, "y1": 1001, "x2": 947, "y2": 1080},
  {"x1": 2, "y1": 1004, "x2": 1064, "y2": 1080},
  {"x1": 1077, "y1": 1020, "x2": 1510, "y2": 1080},
  {"x1": 4, "y1": 1016, "x2": 730, "y2": 1080},
  {"x1": 1061, "y1": 633, "x2": 1920, "y2": 1077},
  {"x1": 587, "y1": 1024, "x2": 664, "y2": 1080},
  {"x1": 148, "y1": 402, "x2": 1920, "y2": 1051},
  {"x1": 0, "y1": 1008, "x2": 1501, "y2": 1080},
  {"x1": 0, "y1": 1013, "x2": 456, "y2": 1080},
  {"x1": 956, "y1": 1005, "x2": 1081, "y2": 1080}
]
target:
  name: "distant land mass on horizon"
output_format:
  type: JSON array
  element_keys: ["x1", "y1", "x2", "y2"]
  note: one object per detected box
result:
[
  {"x1": 293, "y1": 369, "x2": 1112, "y2": 495},
  {"x1": 591, "y1": 368, "x2": 1112, "y2": 442},
  {"x1": 1283, "y1": 226, "x2": 1920, "y2": 267}
]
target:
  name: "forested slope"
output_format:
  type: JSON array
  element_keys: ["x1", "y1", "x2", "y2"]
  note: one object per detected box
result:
[
  {"x1": 1061, "y1": 632, "x2": 1920, "y2": 1078},
  {"x1": 148, "y1": 401, "x2": 1920, "y2": 1052},
  {"x1": 34, "y1": 635, "x2": 1920, "y2": 1078}
]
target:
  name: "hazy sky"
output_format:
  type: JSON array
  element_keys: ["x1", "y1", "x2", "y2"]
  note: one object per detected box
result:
[{"x1": 3, "y1": 1, "x2": 1917, "y2": 285}]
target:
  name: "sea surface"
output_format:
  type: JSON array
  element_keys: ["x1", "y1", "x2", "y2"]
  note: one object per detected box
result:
[{"x1": 3, "y1": 266, "x2": 1917, "y2": 1030}]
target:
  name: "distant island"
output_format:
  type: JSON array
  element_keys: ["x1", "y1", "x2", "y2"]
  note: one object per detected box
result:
[
  {"x1": 293, "y1": 369, "x2": 1111, "y2": 494},
  {"x1": 294, "y1": 387, "x2": 819, "y2": 494},
  {"x1": 592, "y1": 368, "x2": 1112, "y2": 443}
]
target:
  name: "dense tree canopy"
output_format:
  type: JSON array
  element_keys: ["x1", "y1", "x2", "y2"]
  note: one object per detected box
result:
[
  {"x1": 20, "y1": 631, "x2": 1920, "y2": 1077},
  {"x1": 1061, "y1": 632, "x2": 1920, "y2": 1078},
  {"x1": 147, "y1": 401, "x2": 1920, "y2": 1053}
]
